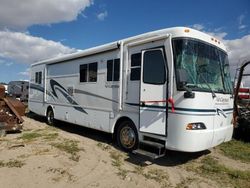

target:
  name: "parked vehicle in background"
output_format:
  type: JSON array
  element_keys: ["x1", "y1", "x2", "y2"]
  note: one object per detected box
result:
[
  {"x1": 233, "y1": 61, "x2": 250, "y2": 142},
  {"x1": 8, "y1": 81, "x2": 29, "y2": 102},
  {"x1": 29, "y1": 27, "x2": 234, "y2": 158}
]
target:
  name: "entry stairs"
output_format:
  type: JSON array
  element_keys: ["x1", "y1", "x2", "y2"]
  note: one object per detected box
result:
[{"x1": 133, "y1": 137, "x2": 166, "y2": 159}]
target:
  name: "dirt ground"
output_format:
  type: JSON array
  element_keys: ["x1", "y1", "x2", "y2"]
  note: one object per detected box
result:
[{"x1": 0, "y1": 115, "x2": 249, "y2": 188}]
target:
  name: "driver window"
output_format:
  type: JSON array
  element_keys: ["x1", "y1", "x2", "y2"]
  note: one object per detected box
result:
[{"x1": 143, "y1": 50, "x2": 166, "y2": 85}]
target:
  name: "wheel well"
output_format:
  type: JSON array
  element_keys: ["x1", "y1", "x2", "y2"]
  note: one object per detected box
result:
[
  {"x1": 113, "y1": 117, "x2": 135, "y2": 138},
  {"x1": 46, "y1": 106, "x2": 53, "y2": 116}
]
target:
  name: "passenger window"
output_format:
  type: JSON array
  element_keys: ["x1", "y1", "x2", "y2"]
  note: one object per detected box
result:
[
  {"x1": 130, "y1": 53, "x2": 141, "y2": 81},
  {"x1": 35, "y1": 71, "x2": 42, "y2": 84},
  {"x1": 80, "y1": 64, "x2": 87, "y2": 82},
  {"x1": 107, "y1": 60, "x2": 113, "y2": 81},
  {"x1": 80, "y1": 62, "x2": 98, "y2": 83},
  {"x1": 88, "y1": 62, "x2": 97, "y2": 82},
  {"x1": 143, "y1": 50, "x2": 166, "y2": 84},
  {"x1": 106, "y1": 58, "x2": 120, "y2": 81}
]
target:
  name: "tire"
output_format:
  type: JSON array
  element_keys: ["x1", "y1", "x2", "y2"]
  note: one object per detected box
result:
[
  {"x1": 46, "y1": 108, "x2": 55, "y2": 126},
  {"x1": 116, "y1": 120, "x2": 138, "y2": 152}
]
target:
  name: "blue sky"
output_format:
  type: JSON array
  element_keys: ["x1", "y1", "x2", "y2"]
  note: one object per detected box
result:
[{"x1": 0, "y1": 0, "x2": 249, "y2": 83}]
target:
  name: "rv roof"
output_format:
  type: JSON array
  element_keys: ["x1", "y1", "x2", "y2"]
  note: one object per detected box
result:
[{"x1": 31, "y1": 27, "x2": 227, "y2": 67}]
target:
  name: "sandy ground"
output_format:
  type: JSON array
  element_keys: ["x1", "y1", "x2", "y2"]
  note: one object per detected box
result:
[{"x1": 0, "y1": 115, "x2": 249, "y2": 188}]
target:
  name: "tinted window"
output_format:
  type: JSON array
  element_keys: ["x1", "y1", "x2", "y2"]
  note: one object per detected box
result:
[
  {"x1": 107, "y1": 60, "x2": 113, "y2": 81},
  {"x1": 80, "y1": 64, "x2": 87, "y2": 82},
  {"x1": 39, "y1": 72, "x2": 42, "y2": 84},
  {"x1": 131, "y1": 68, "x2": 141, "y2": 81},
  {"x1": 107, "y1": 59, "x2": 120, "y2": 81},
  {"x1": 130, "y1": 53, "x2": 141, "y2": 81},
  {"x1": 35, "y1": 71, "x2": 42, "y2": 84},
  {"x1": 114, "y1": 59, "x2": 120, "y2": 81},
  {"x1": 143, "y1": 50, "x2": 166, "y2": 84},
  {"x1": 35, "y1": 72, "x2": 38, "y2": 83},
  {"x1": 89, "y1": 62, "x2": 97, "y2": 82}
]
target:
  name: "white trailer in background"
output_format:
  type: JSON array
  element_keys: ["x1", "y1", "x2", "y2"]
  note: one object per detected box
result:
[{"x1": 29, "y1": 27, "x2": 234, "y2": 158}]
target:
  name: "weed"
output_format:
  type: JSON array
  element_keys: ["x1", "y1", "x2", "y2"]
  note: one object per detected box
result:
[
  {"x1": 117, "y1": 168, "x2": 129, "y2": 180},
  {"x1": 47, "y1": 167, "x2": 75, "y2": 182},
  {"x1": 219, "y1": 140, "x2": 250, "y2": 163},
  {"x1": 175, "y1": 177, "x2": 196, "y2": 188},
  {"x1": 97, "y1": 142, "x2": 111, "y2": 151},
  {"x1": 189, "y1": 156, "x2": 250, "y2": 188},
  {"x1": 43, "y1": 133, "x2": 59, "y2": 141},
  {"x1": 110, "y1": 151, "x2": 123, "y2": 168},
  {"x1": 133, "y1": 165, "x2": 144, "y2": 175},
  {"x1": 0, "y1": 159, "x2": 25, "y2": 168},
  {"x1": 51, "y1": 139, "x2": 83, "y2": 162},
  {"x1": 143, "y1": 168, "x2": 169, "y2": 184},
  {"x1": 19, "y1": 132, "x2": 42, "y2": 141}
]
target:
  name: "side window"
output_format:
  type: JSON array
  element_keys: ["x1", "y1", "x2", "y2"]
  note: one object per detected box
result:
[
  {"x1": 88, "y1": 62, "x2": 97, "y2": 82},
  {"x1": 35, "y1": 71, "x2": 42, "y2": 84},
  {"x1": 130, "y1": 53, "x2": 141, "y2": 81},
  {"x1": 80, "y1": 62, "x2": 98, "y2": 83},
  {"x1": 143, "y1": 50, "x2": 166, "y2": 84},
  {"x1": 80, "y1": 64, "x2": 87, "y2": 82},
  {"x1": 106, "y1": 58, "x2": 120, "y2": 81}
]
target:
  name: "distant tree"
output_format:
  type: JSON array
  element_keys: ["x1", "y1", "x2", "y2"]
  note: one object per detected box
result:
[{"x1": 0, "y1": 82, "x2": 7, "y2": 85}]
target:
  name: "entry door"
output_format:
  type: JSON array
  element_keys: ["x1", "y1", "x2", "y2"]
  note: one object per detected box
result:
[{"x1": 139, "y1": 48, "x2": 168, "y2": 136}]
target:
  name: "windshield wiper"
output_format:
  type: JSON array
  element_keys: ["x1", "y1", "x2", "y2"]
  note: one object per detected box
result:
[{"x1": 198, "y1": 73, "x2": 217, "y2": 98}]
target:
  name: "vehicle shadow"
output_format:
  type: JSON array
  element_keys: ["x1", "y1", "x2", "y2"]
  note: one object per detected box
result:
[
  {"x1": 126, "y1": 150, "x2": 210, "y2": 167},
  {"x1": 26, "y1": 112, "x2": 211, "y2": 166},
  {"x1": 26, "y1": 112, "x2": 113, "y2": 144}
]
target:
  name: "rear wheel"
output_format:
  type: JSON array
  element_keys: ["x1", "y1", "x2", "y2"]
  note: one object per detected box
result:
[
  {"x1": 116, "y1": 120, "x2": 138, "y2": 152},
  {"x1": 46, "y1": 108, "x2": 55, "y2": 126}
]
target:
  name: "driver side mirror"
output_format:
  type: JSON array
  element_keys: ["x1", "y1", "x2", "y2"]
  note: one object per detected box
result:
[
  {"x1": 176, "y1": 69, "x2": 188, "y2": 88},
  {"x1": 176, "y1": 69, "x2": 195, "y2": 99}
]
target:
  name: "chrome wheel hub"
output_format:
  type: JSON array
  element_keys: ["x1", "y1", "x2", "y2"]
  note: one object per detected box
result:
[{"x1": 120, "y1": 126, "x2": 136, "y2": 149}]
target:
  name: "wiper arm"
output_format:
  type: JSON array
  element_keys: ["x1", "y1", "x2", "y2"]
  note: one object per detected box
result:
[{"x1": 198, "y1": 73, "x2": 217, "y2": 98}]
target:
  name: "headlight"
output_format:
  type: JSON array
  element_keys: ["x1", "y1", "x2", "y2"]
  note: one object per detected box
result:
[{"x1": 186, "y1": 122, "x2": 206, "y2": 130}]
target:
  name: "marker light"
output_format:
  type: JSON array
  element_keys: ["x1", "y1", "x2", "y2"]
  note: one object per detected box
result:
[
  {"x1": 186, "y1": 122, "x2": 206, "y2": 130},
  {"x1": 184, "y1": 29, "x2": 190, "y2": 33}
]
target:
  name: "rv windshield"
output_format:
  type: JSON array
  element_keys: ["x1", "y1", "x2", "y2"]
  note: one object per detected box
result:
[{"x1": 172, "y1": 38, "x2": 232, "y2": 94}]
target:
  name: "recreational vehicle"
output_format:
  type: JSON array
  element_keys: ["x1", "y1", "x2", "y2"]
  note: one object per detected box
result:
[
  {"x1": 8, "y1": 81, "x2": 29, "y2": 102},
  {"x1": 29, "y1": 27, "x2": 234, "y2": 158}
]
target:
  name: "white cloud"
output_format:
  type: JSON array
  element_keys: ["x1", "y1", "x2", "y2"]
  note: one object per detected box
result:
[
  {"x1": 238, "y1": 14, "x2": 247, "y2": 30},
  {"x1": 0, "y1": 58, "x2": 13, "y2": 66},
  {"x1": 191, "y1": 24, "x2": 205, "y2": 31},
  {"x1": 0, "y1": 0, "x2": 93, "y2": 30},
  {"x1": 224, "y1": 35, "x2": 250, "y2": 67},
  {"x1": 97, "y1": 11, "x2": 108, "y2": 21},
  {"x1": 0, "y1": 30, "x2": 77, "y2": 64},
  {"x1": 19, "y1": 68, "x2": 30, "y2": 76}
]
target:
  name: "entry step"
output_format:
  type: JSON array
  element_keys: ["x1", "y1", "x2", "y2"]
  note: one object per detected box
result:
[
  {"x1": 141, "y1": 140, "x2": 165, "y2": 149},
  {"x1": 132, "y1": 149, "x2": 165, "y2": 159}
]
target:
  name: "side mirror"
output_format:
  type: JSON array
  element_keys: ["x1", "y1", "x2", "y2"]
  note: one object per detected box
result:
[
  {"x1": 176, "y1": 69, "x2": 188, "y2": 88},
  {"x1": 176, "y1": 69, "x2": 195, "y2": 99}
]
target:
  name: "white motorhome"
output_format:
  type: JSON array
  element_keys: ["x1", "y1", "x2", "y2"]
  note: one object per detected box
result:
[{"x1": 29, "y1": 27, "x2": 234, "y2": 158}]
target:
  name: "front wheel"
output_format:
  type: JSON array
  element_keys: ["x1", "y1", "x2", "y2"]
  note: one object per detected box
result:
[
  {"x1": 116, "y1": 120, "x2": 138, "y2": 152},
  {"x1": 46, "y1": 108, "x2": 55, "y2": 126}
]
